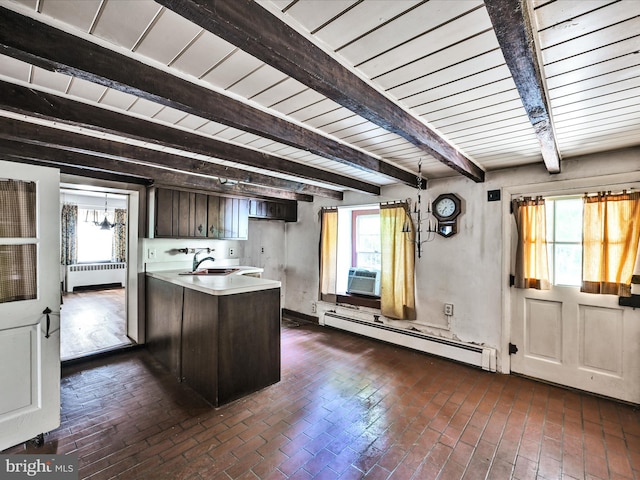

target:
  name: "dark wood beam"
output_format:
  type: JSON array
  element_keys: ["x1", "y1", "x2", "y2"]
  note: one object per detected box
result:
[
  {"x1": 0, "y1": 7, "x2": 412, "y2": 188},
  {"x1": 0, "y1": 81, "x2": 371, "y2": 195},
  {"x1": 157, "y1": 0, "x2": 485, "y2": 183},
  {"x1": 0, "y1": 116, "x2": 342, "y2": 201},
  {"x1": 0, "y1": 139, "x2": 313, "y2": 201},
  {"x1": 484, "y1": 0, "x2": 561, "y2": 173}
]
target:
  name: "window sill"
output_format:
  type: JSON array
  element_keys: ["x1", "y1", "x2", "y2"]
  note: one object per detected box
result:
[{"x1": 336, "y1": 293, "x2": 380, "y2": 309}]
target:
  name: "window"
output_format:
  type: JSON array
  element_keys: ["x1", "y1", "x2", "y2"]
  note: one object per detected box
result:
[
  {"x1": 77, "y1": 208, "x2": 114, "y2": 263},
  {"x1": 352, "y1": 209, "x2": 381, "y2": 269},
  {"x1": 546, "y1": 197, "x2": 583, "y2": 286}
]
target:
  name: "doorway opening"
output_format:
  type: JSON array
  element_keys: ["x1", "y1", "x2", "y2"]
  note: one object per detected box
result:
[{"x1": 60, "y1": 188, "x2": 134, "y2": 361}]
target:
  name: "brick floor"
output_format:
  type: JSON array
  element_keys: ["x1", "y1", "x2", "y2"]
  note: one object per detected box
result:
[{"x1": 3, "y1": 322, "x2": 639, "y2": 479}]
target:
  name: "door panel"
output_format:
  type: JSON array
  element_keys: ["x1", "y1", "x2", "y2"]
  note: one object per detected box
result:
[
  {"x1": 579, "y1": 305, "x2": 623, "y2": 376},
  {"x1": 525, "y1": 298, "x2": 562, "y2": 363},
  {"x1": 512, "y1": 285, "x2": 640, "y2": 403},
  {"x1": 0, "y1": 161, "x2": 60, "y2": 451}
]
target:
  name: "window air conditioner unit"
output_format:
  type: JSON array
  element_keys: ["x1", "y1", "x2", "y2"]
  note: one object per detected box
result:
[{"x1": 347, "y1": 268, "x2": 381, "y2": 296}]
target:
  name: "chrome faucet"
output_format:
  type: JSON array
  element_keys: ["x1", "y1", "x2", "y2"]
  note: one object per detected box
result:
[{"x1": 192, "y1": 248, "x2": 215, "y2": 271}]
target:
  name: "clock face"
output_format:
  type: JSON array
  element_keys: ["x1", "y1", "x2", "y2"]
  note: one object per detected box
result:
[{"x1": 435, "y1": 197, "x2": 456, "y2": 218}]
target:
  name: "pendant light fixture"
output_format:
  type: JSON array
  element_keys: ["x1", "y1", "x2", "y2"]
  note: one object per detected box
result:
[{"x1": 95, "y1": 193, "x2": 115, "y2": 230}]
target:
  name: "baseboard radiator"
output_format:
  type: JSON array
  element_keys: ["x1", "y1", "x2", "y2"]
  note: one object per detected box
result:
[
  {"x1": 323, "y1": 312, "x2": 496, "y2": 372},
  {"x1": 66, "y1": 263, "x2": 126, "y2": 292}
]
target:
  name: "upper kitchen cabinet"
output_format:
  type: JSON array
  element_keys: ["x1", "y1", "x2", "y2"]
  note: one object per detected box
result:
[
  {"x1": 249, "y1": 199, "x2": 297, "y2": 222},
  {"x1": 153, "y1": 187, "x2": 248, "y2": 240},
  {"x1": 206, "y1": 195, "x2": 248, "y2": 240},
  {"x1": 154, "y1": 188, "x2": 209, "y2": 238}
]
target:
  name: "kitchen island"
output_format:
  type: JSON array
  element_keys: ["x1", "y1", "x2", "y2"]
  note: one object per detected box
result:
[{"x1": 146, "y1": 269, "x2": 281, "y2": 406}]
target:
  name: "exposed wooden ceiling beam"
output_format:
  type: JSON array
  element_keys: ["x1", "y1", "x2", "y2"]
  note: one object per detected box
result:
[
  {"x1": 484, "y1": 0, "x2": 561, "y2": 174},
  {"x1": 0, "y1": 138, "x2": 313, "y2": 201},
  {"x1": 0, "y1": 7, "x2": 413, "y2": 188},
  {"x1": 0, "y1": 116, "x2": 341, "y2": 201},
  {"x1": 157, "y1": 0, "x2": 485, "y2": 183},
  {"x1": 0, "y1": 81, "x2": 373, "y2": 195}
]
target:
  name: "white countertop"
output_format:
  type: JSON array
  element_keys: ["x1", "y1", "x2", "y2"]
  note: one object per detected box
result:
[{"x1": 146, "y1": 267, "x2": 280, "y2": 296}]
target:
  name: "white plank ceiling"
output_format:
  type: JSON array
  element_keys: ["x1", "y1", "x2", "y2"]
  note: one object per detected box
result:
[{"x1": 0, "y1": 0, "x2": 638, "y2": 196}]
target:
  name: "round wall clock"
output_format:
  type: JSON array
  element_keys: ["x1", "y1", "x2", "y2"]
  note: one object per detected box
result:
[{"x1": 432, "y1": 193, "x2": 462, "y2": 237}]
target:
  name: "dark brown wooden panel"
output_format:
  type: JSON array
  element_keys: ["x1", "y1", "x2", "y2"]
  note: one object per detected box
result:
[
  {"x1": 485, "y1": 0, "x2": 560, "y2": 173},
  {"x1": 0, "y1": 116, "x2": 340, "y2": 200},
  {"x1": 158, "y1": 0, "x2": 484, "y2": 183},
  {"x1": 217, "y1": 288, "x2": 281, "y2": 405},
  {"x1": 0, "y1": 81, "x2": 373, "y2": 195},
  {"x1": 0, "y1": 8, "x2": 409, "y2": 186},
  {"x1": 182, "y1": 288, "x2": 219, "y2": 405},
  {"x1": 194, "y1": 193, "x2": 208, "y2": 238},
  {"x1": 0, "y1": 138, "x2": 313, "y2": 202},
  {"x1": 207, "y1": 195, "x2": 220, "y2": 238},
  {"x1": 155, "y1": 188, "x2": 175, "y2": 237},
  {"x1": 145, "y1": 277, "x2": 184, "y2": 380}
]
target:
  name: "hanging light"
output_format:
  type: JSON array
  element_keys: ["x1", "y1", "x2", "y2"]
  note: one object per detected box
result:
[
  {"x1": 404, "y1": 159, "x2": 438, "y2": 258},
  {"x1": 95, "y1": 193, "x2": 115, "y2": 230}
]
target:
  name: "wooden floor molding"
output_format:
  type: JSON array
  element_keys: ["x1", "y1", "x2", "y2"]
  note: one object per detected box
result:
[{"x1": 4, "y1": 323, "x2": 639, "y2": 479}]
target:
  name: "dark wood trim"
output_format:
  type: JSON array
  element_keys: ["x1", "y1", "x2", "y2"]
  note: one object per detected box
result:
[
  {"x1": 158, "y1": 0, "x2": 485, "y2": 183},
  {"x1": 281, "y1": 308, "x2": 319, "y2": 325},
  {"x1": 0, "y1": 7, "x2": 408, "y2": 187},
  {"x1": 336, "y1": 293, "x2": 381, "y2": 309},
  {"x1": 0, "y1": 116, "x2": 341, "y2": 201},
  {"x1": 0, "y1": 139, "x2": 313, "y2": 201},
  {"x1": 484, "y1": 0, "x2": 561, "y2": 174},
  {"x1": 0, "y1": 80, "x2": 372, "y2": 195}
]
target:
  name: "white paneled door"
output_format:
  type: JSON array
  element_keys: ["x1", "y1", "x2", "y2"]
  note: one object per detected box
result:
[
  {"x1": 511, "y1": 285, "x2": 640, "y2": 404},
  {"x1": 0, "y1": 161, "x2": 60, "y2": 451}
]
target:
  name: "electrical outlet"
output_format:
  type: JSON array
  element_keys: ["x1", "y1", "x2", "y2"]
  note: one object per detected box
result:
[
  {"x1": 148, "y1": 248, "x2": 156, "y2": 260},
  {"x1": 311, "y1": 302, "x2": 317, "y2": 313},
  {"x1": 229, "y1": 248, "x2": 234, "y2": 256},
  {"x1": 444, "y1": 303, "x2": 454, "y2": 316},
  {"x1": 261, "y1": 246, "x2": 265, "y2": 254}
]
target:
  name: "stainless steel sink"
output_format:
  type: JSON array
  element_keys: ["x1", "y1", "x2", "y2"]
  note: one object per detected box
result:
[{"x1": 180, "y1": 268, "x2": 240, "y2": 276}]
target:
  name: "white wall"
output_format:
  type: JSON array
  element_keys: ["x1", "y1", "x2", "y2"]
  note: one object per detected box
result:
[{"x1": 283, "y1": 147, "x2": 640, "y2": 372}]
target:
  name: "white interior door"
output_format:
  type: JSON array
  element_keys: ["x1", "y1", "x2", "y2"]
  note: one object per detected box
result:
[
  {"x1": 0, "y1": 161, "x2": 60, "y2": 451},
  {"x1": 511, "y1": 272, "x2": 640, "y2": 404}
]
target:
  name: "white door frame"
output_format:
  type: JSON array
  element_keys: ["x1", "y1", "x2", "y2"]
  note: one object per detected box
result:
[
  {"x1": 60, "y1": 180, "x2": 142, "y2": 344},
  {"x1": 501, "y1": 172, "x2": 640, "y2": 392}
]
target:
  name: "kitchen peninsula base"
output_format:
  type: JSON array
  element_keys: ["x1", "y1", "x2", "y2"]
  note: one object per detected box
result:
[{"x1": 146, "y1": 275, "x2": 281, "y2": 406}]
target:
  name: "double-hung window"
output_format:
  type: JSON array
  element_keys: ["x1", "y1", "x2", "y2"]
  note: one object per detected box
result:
[
  {"x1": 545, "y1": 197, "x2": 583, "y2": 287},
  {"x1": 351, "y1": 209, "x2": 381, "y2": 270}
]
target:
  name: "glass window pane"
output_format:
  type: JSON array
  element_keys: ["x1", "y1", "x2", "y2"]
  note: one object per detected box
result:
[
  {"x1": 354, "y1": 213, "x2": 381, "y2": 269},
  {"x1": 546, "y1": 199, "x2": 554, "y2": 241},
  {"x1": 0, "y1": 180, "x2": 36, "y2": 238},
  {"x1": 0, "y1": 244, "x2": 37, "y2": 303},
  {"x1": 77, "y1": 212, "x2": 114, "y2": 263},
  {"x1": 554, "y1": 244, "x2": 582, "y2": 286},
  {"x1": 555, "y1": 199, "x2": 582, "y2": 242}
]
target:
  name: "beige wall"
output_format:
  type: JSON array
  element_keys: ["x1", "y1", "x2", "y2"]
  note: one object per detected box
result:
[{"x1": 283, "y1": 147, "x2": 640, "y2": 372}]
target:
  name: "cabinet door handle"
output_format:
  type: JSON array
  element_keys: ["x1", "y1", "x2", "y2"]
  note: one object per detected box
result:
[{"x1": 197, "y1": 224, "x2": 203, "y2": 234}]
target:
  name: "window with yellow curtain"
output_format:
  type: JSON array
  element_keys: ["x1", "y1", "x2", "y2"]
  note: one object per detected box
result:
[
  {"x1": 582, "y1": 191, "x2": 640, "y2": 297},
  {"x1": 512, "y1": 197, "x2": 550, "y2": 290},
  {"x1": 380, "y1": 203, "x2": 416, "y2": 320},
  {"x1": 319, "y1": 208, "x2": 338, "y2": 302}
]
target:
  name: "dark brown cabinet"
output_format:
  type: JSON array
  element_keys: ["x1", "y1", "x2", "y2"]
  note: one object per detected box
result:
[
  {"x1": 248, "y1": 199, "x2": 297, "y2": 222},
  {"x1": 154, "y1": 188, "x2": 248, "y2": 239},
  {"x1": 146, "y1": 276, "x2": 281, "y2": 406},
  {"x1": 146, "y1": 276, "x2": 184, "y2": 379}
]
